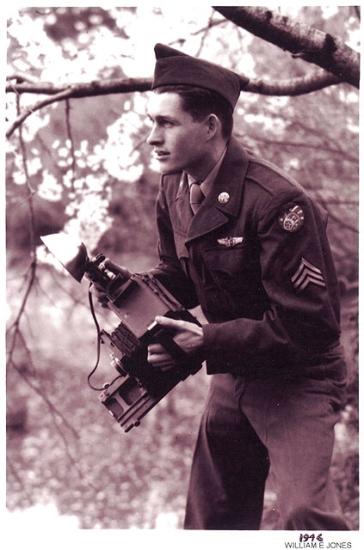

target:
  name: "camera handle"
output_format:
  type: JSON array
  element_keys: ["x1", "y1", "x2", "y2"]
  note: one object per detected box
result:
[
  {"x1": 148, "y1": 320, "x2": 188, "y2": 358},
  {"x1": 147, "y1": 319, "x2": 201, "y2": 378}
]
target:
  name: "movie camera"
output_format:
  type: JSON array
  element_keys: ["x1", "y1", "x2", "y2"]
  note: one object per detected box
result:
[{"x1": 41, "y1": 234, "x2": 202, "y2": 432}]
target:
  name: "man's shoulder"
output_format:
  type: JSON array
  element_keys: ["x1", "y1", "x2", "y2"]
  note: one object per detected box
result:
[
  {"x1": 245, "y1": 153, "x2": 305, "y2": 199},
  {"x1": 227, "y1": 138, "x2": 307, "y2": 204},
  {"x1": 241, "y1": 150, "x2": 326, "y2": 223}
]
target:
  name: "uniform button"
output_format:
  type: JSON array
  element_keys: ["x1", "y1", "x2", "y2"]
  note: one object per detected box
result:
[{"x1": 218, "y1": 192, "x2": 230, "y2": 205}]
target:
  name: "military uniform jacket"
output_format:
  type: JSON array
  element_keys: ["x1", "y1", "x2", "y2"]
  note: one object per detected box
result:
[{"x1": 151, "y1": 138, "x2": 343, "y2": 376}]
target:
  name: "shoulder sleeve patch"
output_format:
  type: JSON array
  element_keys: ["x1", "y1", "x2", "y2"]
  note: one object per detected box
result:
[{"x1": 278, "y1": 204, "x2": 304, "y2": 232}]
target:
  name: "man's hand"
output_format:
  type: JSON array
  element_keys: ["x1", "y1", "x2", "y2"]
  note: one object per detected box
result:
[
  {"x1": 147, "y1": 315, "x2": 204, "y2": 371},
  {"x1": 91, "y1": 259, "x2": 131, "y2": 307}
]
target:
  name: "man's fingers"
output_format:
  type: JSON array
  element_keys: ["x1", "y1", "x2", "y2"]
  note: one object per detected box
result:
[
  {"x1": 154, "y1": 315, "x2": 185, "y2": 330},
  {"x1": 147, "y1": 342, "x2": 177, "y2": 370},
  {"x1": 148, "y1": 343, "x2": 167, "y2": 355},
  {"x1": 147, "y1": 344, "x2": 171, "y2": 361},
  {"x1": 103, "y1": 259, "x2": 130, "y2": 278},
  {"x1": 147, "y1": 351, "x2": 175, "y2": 371}
]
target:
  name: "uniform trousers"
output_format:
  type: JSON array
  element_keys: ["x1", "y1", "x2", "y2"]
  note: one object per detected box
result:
[{"x1": 184, "y1": 369, "x2": 349, "y2": 530}]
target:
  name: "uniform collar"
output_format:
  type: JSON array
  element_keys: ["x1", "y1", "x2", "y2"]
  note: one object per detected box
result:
[
  {"x1": 204, "y1": 136, "x2": 250, "y2": 217},
  {"x1": 186, "y1": 147, "x2": 227, "y2": 198},
  {"x1": 186, "y1": 137, "x2": 250, "y2": 242}
]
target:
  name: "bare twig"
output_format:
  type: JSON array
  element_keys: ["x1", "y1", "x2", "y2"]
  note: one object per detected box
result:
[
  {"x1": 236, "y1": 131, "x2": 359, "y2": 164},
  {"x1": 34, "y1": 132, "x2": 67, "y2": 182},
  {"x1": 291, "y1": 121, "x2": 337, "y2": 147},
  {"x1": 330, "y1": 238, "x2": 357, "y2": 259},
  {"x1": 7, "y1": 97, "x2": 38, "y2": 364},
  {"x1": 195, "y1": 13, "x2": 214, "y2": 57},
  {"x1": 6, "y1": 460, "x2": 34, "y2": 506},
  {"x1": 320, "y1": 203, "x2": 358, "y2": 233},
  {"x1": 16, "y1": 330, "x2": 36, "y2": 376},
  {"x1": 36, "y1": 273, "x2": 88, "y2": 310},
  {"x1": 191, "y1": 17, "x2": 227, "y2": 37},
  {"x1": 6, "y1": 193, "x2": 38, "y2": 209},
  {"x1": 6, "y1": 87, "x2": 76, "y2": 138},
  {"x1": 10, "y1": 360, "x2": 79, "y2": 438},
  {"x1": 6, "y1": 268, "x2": 31, "y2": 282},
  {"x1": 65, "y1": 99, "x2": 77, "y2": 192},
  {"x1": 288, "y1": 119, "x2": 359, "y2": 162},
  {"x1": 313, "y1": 198, "x2": 358, "y2": 206},
  {"x1": 7, "y1": 96, "x2": 79, "y2": 442},
  {"x1": 47, "y1": 407, "x2": 90, "y2": 483}
]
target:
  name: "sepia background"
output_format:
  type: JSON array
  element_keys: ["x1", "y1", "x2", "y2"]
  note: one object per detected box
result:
[{"x1": 6, "y1": 5, "x2": 359, "y2": 530}]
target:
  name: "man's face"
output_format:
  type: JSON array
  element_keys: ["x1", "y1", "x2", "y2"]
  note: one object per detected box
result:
[{"x1": 146, "y1": 92, "x2": 209, "y2": 175}]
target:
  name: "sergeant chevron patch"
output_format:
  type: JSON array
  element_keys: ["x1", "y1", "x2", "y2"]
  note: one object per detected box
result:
[{"x1": 291, "y1": 257, "x2": 326, "y2": 291}]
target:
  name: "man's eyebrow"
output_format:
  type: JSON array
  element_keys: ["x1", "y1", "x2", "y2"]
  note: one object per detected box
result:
[{"x1": 147, "y1": 113, "x2": 178, "y2": 123}]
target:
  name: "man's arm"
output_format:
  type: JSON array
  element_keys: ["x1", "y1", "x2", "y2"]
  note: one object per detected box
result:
[
  {"x1": 202, "y1": 192, "x2": 342, "y2": 371},
  {"x1": 151, "y1": 191, "x2": 343, "y2": 371}
]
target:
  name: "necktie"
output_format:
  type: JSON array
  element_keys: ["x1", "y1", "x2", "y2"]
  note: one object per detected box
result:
[{"x1": 189, "y1": 182, "x2": 204, "y2": 214}]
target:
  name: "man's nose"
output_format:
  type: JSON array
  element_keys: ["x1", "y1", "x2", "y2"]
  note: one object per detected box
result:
[{"x1": 146, "y1": 124, "x2": 163, "y2": 146}]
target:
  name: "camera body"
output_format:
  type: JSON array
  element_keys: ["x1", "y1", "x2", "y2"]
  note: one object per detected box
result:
[
  {"x1": 40, "y1": 234, "x2": 202, "y2": 433},
  {"x1": 93, "y1": 268, "x2": 202, "y2": 432}
]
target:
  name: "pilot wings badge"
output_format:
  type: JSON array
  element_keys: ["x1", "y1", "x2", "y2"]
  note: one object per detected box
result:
[{"x1": 217, "y1": 236, "x2": 244, "y2": 248}]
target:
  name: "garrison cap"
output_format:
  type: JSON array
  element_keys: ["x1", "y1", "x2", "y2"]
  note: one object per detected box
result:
[{"x1": 152, "y1": 43, "x2": 247, "y2": 109}]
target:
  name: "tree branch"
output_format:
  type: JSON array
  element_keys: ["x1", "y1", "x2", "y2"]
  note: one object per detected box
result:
[
  {"x1": 248, "y1": 70, "x2": 342, "y2": 96},
  {"x1": 213, "y1": 6, "x2": 360, "y2": 88},
  {"x1": 6, "y1": 68, "x2": 347, "y2": 139},
  {"x1": 6, "y1": 77, "x2": 152, "y2": 98},
  {"x1": 6, "y1": 7, "x2": 358, "y2": 138},
  {"x1": 6, "y1": 68, "x2": 344, "y2": 101},
  {"x1": 6, "y1": 87, "x2": 78, "y2": 139},
  {"x1": 6, "y1": 79, "x2": 152, "y2": 138}
]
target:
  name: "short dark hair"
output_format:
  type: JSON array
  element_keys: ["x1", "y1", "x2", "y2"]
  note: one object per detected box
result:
[{"x1": 155, "y1": 85, "x2": 234, "y2": 140}]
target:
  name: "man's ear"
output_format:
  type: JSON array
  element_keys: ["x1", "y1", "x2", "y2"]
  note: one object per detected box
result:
[{"x1": 206, "y1": 114, "x2": 220, "y2": 140}]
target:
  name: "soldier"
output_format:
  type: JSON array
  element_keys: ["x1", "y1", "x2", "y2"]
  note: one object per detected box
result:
[{"x1": 101, "y1": 43, "x2": 349, "y2": 530}]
